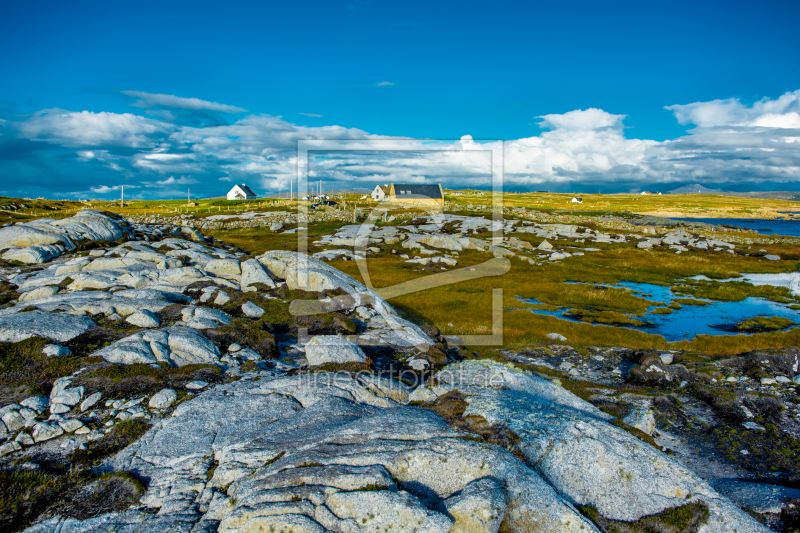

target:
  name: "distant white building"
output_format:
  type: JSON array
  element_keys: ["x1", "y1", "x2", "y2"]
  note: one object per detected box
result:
[
  {"x1": 227, "y1": 184, "x2": 257, "y2": 200},
  {"x1": 371, "y1": 184, "x2": 390, "y2": 201},
  {"x1": 570, "y1": 197, "x2": 583, "y2": 203}
]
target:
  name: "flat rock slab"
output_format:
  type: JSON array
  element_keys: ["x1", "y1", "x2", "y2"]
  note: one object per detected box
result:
[
  {"x1": 30, "y1": 373, "x2": 597, "y2": 533},
  {"x1": 709, "y1": 479, "x2": 800, "y2": 514},
  {"x1": 436, "y1": 360, "x2": 768, "y2": 533},
  {"x1": 0, "y1": 311, "x2": 95, "y2": 343}
]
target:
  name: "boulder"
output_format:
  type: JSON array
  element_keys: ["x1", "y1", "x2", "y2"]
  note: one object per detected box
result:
[
  {"x1": 241, "y1": 301, "x2": 265, "y2": 318},
  {"x1": 0, "y1": 224, "x2": 74, "y2": 250},
  {"x1": 205, "y1": 259, "x2": 242, "y2": 279},
  {"x1": 126, "y1": 309, "x2": 161, "y2": 328},
  {"x1": 240, "y1": 258, "x2": 277, "y2": 291},
  {"x1": 51, "y1": 385, "x2": 84, "y2": 407},
  {"x1": 214, "y1": 291, "x2": 231, "y2": 305},
  {"x1": 94, "y1": 326, "x2": 221, "y2": 367},
  {"x1": 32, "y1": 422, "x2": 64, "y2": 442},
  {"x1": 444, "y1": 477, "x2": 506, "y2": 533},
  {"x1": 19, "y1": 286, "x2": 60, "y2": 302},
  {"x1": 149, "y1": 388, "x2": 178, "y2": 409},
  {"x1": 622, "y1": 408, "x2": 656, "y2": 435},
  {"x1": 305, "y1": 336, "x2": 366, "y2": 366},
  {"x1": 0, "y1": 311, "x2": 95, "y2": 343},
  {"x1": 20, "y1": 396, "x2": 48, "y2": 413},
  {"x1": 80, "y1": 392, "x2": 102, "y2": 412},
  {"x1": 181, "y1": 306, "x2": 232, "y2": 329},
  {"x1": 43, "y1": 344, "x2": 71, "y2": 357},
  {"x1": 2, "y1": 411, "x2": 24, "y2": 432},
  {"x1": 0, "y1": 441, "x2": 22, "y2": 456}
]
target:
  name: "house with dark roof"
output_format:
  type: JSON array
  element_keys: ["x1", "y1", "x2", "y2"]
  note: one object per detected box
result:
[
  {"x1": 372, "y1": 183, "x2": 444, "y2": 207},
  {"x1": 227, "y1": 184, "x2": 257, "y2": 200}
]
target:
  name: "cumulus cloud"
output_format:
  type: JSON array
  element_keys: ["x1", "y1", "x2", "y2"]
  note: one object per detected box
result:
[
  {"x1": 537, "y1": 108, "x2": 627, "y2": 131},
  {"x1": 19, "y1": 109, "x2": 169, "y2": 148},
  {"x1": 4, "y1": 90, "x2": 800, "y2": 199},
  {"x1": 122, "y1": 91, "x2": 247, "y2": 113},
  {"x1": 666, "y1": 90, "x2": 800, "y2": 128}
]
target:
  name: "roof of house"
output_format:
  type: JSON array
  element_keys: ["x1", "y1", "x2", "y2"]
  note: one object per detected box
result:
[
  {"x1": 231, "y1": 184, "x2": 257, "y2": 197},
  {"x1": 374, "y1": 185, "x2": 390, "y2": 194},
  {"x1": 392, "y1": 184, "x2": 442, "y2": 199}
]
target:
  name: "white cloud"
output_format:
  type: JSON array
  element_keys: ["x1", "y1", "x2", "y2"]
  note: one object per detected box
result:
[
  {"x1": 8, "y1": 90, "x2": 800, "y2": 198},
  {"x1": 666, "y1": 90, "x2": 800, "y2": 128},
  {"x1": 299, "y1": 113, "x2": 324, "y2": 118},
  {"x1": 20, "y1": 109, "x2": 169, "y2": 148},
  {"x1": 153, "y1": 176, "x2": 198, "y2": 186},
  {"x1": 537, "y1": 108, "x2": 626, "y2": 131},
  {"x1": 374, "y1": 81, "x2": 394, "y2": 87},
  {"x1": 122, "y1": 91, "x2": 247, "y2": 113},
  {"x1": 90, "y1": 184, "x2": 137, "y2": 194}
]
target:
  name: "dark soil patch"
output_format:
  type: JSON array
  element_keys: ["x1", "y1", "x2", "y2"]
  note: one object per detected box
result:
[
  {"x1": 578, "y1": 501, "x2": 709, "y2": 533},
  {"x1": 73, "y1": 362, "x2": 224, "y2": 401},
  {"x1": 69, "y1": 419, "x2": 151, "y2": 467},
  {"x1": 0, "y1": 469, "x2": 145, "y2": 533},
  {"x1": 39, "y1": 472, "x2": 146, "y2": 522},
  {"x1": 0, "y1": 336, "x2": 102, "y2": 401},
  {"x1": 65, "y1": 326, "x2": 139, "y2": 357},
  {"x1": 421, "y1": 390, "x2": 524, "y2": 458}
]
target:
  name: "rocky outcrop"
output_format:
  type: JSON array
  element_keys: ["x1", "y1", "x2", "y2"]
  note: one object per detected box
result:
[
  {"x1": 434, "y1": 361, "x2": 768, "y2": 532},
  {"x1": 94, "y1": 327, "x2": 222, "y2": 366}
]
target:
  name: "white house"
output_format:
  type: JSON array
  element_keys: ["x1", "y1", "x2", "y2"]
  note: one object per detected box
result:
[
  {"x1": 570, "y1": 197, "x2": 583, "y2": 203},
  {"x1": 227, "y1": 184, "x2": 257, "y2": 200},
  {"x1": 371, "y1": 184, "x2": 390, "y2": 201}
]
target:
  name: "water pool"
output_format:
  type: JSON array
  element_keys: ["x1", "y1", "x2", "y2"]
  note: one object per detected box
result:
[{"x1": 516, "y1": 280, "x2": 799, "y2": 341}]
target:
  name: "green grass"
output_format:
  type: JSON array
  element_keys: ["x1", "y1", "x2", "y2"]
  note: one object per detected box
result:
[
  {"x1": 733, "y1": 315, "x2": 796, "y2": 333},
  {"x1": 673, "y1": 279, "x2": 796, "y2": 304},
  {"x1": 577, "y1": 502, "x2": 709, "y2": 533},
  {"x1": 0, "y1": 337, "x2": 102, "y2": 398}
]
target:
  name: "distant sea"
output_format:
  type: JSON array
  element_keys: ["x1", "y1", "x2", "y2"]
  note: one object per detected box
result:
[{"x1": 672, "y1": 217, "x2": 800, "y2": 237}]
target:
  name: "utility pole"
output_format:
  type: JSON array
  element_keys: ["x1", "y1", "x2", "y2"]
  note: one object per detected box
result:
[
  {"x1": 121, "y1": 185, "x2": 123, "y2": 208},
  {"x1": 187, "y1": 188, "x2": 190, "y2": 205}
]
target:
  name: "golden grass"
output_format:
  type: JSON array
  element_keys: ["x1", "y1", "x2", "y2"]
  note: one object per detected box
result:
[{"x1": 445, "y1": 190, "x2": 800, "y2": 219}]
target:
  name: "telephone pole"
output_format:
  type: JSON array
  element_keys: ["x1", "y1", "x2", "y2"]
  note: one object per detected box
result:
[{"x1": 121, "y1": 185, "x2": 123, "y2": 208}]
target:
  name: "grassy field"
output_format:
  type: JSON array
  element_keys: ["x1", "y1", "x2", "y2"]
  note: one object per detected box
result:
[
  {"x1": 202, "y1": 218, "x2": 800, "y2": 356},
  {"x1": 7, "y1": 188, "x2": 800, "y2": 223},
  {"x1": 7, "y1": 191, "x2": 800, "y2": 356},
  {"x1": 443, "y1": 190, "x2": 800, "y2": 219}
]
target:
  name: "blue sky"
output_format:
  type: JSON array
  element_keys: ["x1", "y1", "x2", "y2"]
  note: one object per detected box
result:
[{"x1": 1, "y1": 0, "x2": 800, "y2": 198}]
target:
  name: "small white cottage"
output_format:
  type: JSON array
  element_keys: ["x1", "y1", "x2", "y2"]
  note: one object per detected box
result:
[
  {"x1": 570, "y1": 197, "x2": 583, "y2": 203},
  {"x1": 227, "y1": 184, "x2": 257, "y2": 200},
  {"x1": 371, "y1": 184, "x2": 390, "y2": 201}
]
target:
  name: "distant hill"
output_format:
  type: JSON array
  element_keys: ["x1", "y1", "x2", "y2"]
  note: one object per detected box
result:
[
  {"x1": 668, "y1": 184, "x2": 800, "y2": 201},
  {"x1": 668, "y1": 184, "x2": 724, "y2": 195}
]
